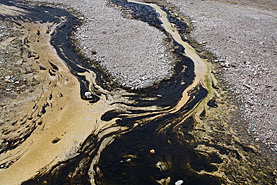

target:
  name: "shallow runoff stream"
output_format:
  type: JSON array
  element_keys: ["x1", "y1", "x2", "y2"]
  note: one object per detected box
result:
[{"x1": 0, "y1": 0, "x2": 275, "y2": 184}]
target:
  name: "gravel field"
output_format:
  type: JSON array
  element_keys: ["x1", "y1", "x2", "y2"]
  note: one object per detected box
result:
[
  {"x1": 166, "y1": 0, "x2": 277, "y2": 151},
  {"x1": 25, "y1": 0, "x2": 172, "y2": 89}
]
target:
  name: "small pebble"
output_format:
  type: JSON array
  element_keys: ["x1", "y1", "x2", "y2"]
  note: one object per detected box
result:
[
  {"x1": 175, "y1": 180, "x2": 184, "y2": 185},
  {"x1": 126, "y1": 158, "x2": 131, "y2": 162}
]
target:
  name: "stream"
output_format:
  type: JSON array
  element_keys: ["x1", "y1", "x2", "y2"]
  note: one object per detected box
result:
[{"x1": 0, "y1": 0, "x2": 275, "y2": 184}]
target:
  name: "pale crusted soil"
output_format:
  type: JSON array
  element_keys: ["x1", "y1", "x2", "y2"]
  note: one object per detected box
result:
[
  {"x1": 167, "y1": 0, "x2": 277, "y2": 151},
  {"x1": 0, "y1": 20, "x2": 40, "y2": 127}
]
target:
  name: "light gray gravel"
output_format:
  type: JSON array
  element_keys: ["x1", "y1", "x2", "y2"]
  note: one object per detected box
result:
[
  {"x1": 24, "y1": 0, "x2": 172, "y2": 89},
  {"x1": 167, "y1": 0, "x2": 277, "y2": 151}
]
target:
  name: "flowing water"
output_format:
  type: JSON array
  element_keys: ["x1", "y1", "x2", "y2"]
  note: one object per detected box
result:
[{"x1": 0, "y1": 0, "x2": 275, "y2": 184}]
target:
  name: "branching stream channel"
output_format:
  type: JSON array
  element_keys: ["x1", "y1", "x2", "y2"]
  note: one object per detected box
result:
[{"x1": 0, "y1": 0, "x2": 276, "y2": 184}]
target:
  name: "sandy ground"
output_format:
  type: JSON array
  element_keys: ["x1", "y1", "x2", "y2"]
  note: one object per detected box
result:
[{"x1": 165, "y1": 0, "x2": 277, "y2": 151}]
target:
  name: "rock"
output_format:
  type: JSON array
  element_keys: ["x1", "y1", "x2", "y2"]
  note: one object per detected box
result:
[
  {"x1": 142, "y1": 76, "x2": 148, "y2": 80},
  {"x1": 219, "y1": 61, "x2": 230, "y2": 68},
  {"x1": 243, "y1": 84, "x2": 254, "y2": 90},
  {"x1": 200, "y1": 41, "x2": 207, "y2": 45},
  {"x1": 150, "y1": 149, "x2": 155, "y2": 154},
  {"x1": 4, "y1": 76, "x2": 15, "y2": 83},
  {"x1": 175, "y1": 180, "x2": 184, "y2": 185},
  {"x1": 84, "y1": 91, "x2": 92, "y2": 99},
  {"x1": 91, "y1": 50, "x2": 97, "y2": 55},
  {"x1": 126, "y1": 158, "x2": 131, "y2": 162},
  {"x1": 156, "y1": 161, "x2": 168, "y2": 171},
  {"x1": 265, "y1": 84, "x2": 272, "y2": 88}
]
